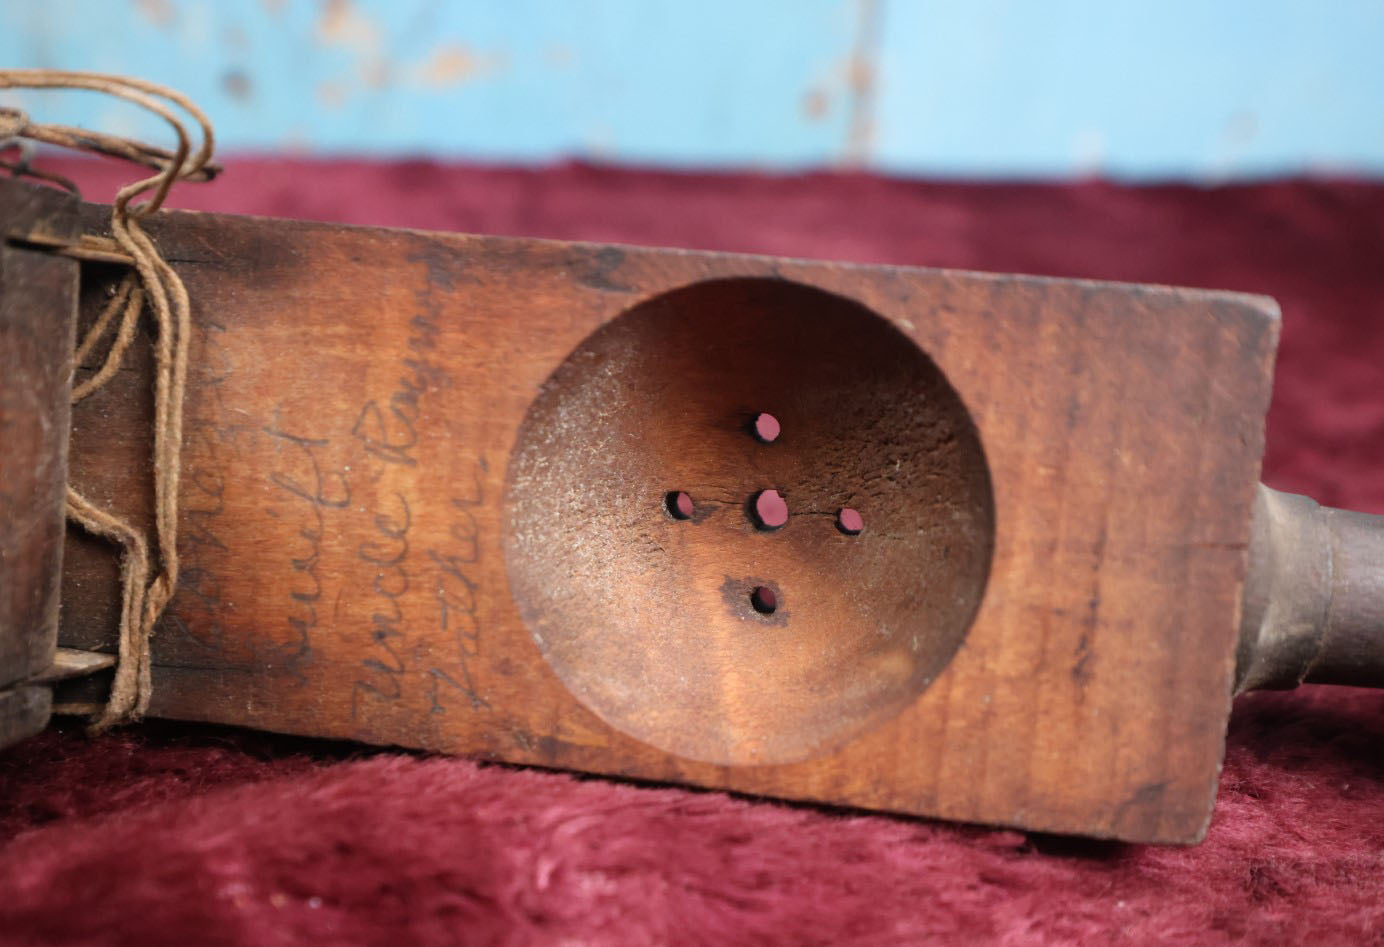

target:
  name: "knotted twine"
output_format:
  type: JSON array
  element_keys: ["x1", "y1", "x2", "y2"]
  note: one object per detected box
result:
[{"x1": 0, "y1": 71, "x2": 216, "y2": 730}]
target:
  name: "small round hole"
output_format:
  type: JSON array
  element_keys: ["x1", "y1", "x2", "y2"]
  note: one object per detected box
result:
[
  {"x1": 666, "y1": 491, "x2": 695, "y2": 520},
  {"x1": 836, "y1": 507, "x2": 863, "y2": 535},
  {"x1": 751, "y1": 412, "x2": 781, "y2": 444},
  {"x1": 750, "y1": 489, "x2": 789, "y2": 530},
  {"x1": 750, "y1": 586, "x2": 778, "y2": 614}
]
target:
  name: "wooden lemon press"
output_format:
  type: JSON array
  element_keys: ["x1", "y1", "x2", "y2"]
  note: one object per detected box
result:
[{"x1": 1, "y1": 174, "x2": 1381, "y2": 844}]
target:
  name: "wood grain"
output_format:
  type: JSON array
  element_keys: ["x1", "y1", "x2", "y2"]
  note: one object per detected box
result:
[
  {"x1": 51, "y1": 191, "x2": 1279, "y2": 842},
  {"x1": 0, "y1": 180, "x2": 79, "y2": 729},
  {"x1": 505, "y1": 277, "x2": 994, "y2": 767}
]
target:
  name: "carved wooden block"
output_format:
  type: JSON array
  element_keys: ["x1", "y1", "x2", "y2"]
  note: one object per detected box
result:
[
  {"x1": 20, "y1": 186, "x2": 1280, "y2": 845},
  {"x1": 7, "y1": 175, "x2": 1337, "y2": 843}
]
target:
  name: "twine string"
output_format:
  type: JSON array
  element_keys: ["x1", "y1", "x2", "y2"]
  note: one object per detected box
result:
[{"x1": 0, "y1": 70, "x2": 215, "y2": 730}]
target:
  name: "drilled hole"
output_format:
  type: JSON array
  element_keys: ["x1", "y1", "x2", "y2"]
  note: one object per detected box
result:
[
  {"x1": 837, "y1": 507, "x2": 864, "y2": 535},
  {"x1": 750, "y1": 489, "x2": 789, "y2": 530},
  {"x1": 750, "y1": 586, "x2": 778, "y2": 614},
  {"x1": 666, "y1": 491, "x2": 695, "y2": 520},
  {"x1": 751, "y1": 412, "x2": 781, "y2": 444}
]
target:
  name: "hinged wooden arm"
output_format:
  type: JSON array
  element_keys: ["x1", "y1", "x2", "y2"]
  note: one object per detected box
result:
[{"x1": 0, "y1": 178, "x2": 79, "y2": 748}]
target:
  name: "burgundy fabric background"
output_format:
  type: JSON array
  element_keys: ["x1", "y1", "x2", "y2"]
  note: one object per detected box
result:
[{"x1": 2, "y1": 161, "x2": 1382, "y2": 945}]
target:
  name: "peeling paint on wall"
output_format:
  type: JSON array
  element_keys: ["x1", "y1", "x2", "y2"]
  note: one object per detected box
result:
[
  {"x1": 1, "y1": 0, "x2": 1382, "y2": 178},
  {"x1": 416, "y1": 45, "x2": 503, "y2": 88},
  {"x1": 843, "y1": 0, "x2": 880, "y2": 166}
]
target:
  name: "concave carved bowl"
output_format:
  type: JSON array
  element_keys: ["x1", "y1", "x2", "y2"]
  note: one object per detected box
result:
[{"x1": 504, "y1": 277, "x2": 995, "y2": 766}]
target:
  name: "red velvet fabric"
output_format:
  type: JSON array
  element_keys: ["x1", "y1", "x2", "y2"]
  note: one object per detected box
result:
[{"x1": 2, "y1": 161, "x2": 1382, "y2": 945}]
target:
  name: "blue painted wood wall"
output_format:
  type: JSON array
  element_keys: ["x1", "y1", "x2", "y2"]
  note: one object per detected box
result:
[{"x1": 3, "y1": 0, "x2": 1382, "y2": 179}]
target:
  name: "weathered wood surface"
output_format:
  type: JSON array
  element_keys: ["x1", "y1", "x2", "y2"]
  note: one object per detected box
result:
[
  {"x1": 0, "y1": 180, "x2": 79, "y2": 751},
  {"x1": 53, "y1": 190, "x2": 1279, "y2": 843},
  {"x1": 0, "y1": 685, "x2": 51, "y2": 750}
]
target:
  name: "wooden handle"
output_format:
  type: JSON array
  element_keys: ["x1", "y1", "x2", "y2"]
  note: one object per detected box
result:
[{"x1": 1236, "y1": 485, "x2": 1384, "y2": 693}]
